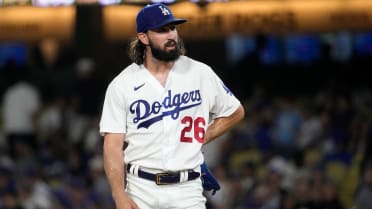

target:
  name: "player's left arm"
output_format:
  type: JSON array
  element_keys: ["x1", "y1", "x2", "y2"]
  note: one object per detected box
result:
[{"x1": 204, "y1": 105, "x2": 245, "y2": 145}]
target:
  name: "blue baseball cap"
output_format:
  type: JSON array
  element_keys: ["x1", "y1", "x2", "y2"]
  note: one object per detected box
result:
[{"x1": 136, "y1": 3, "x2": 187, "y2": 33}]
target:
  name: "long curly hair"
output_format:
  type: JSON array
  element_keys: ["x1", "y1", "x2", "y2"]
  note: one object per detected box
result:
[{"x1": 128, "y1": 37, "x2": 186, "y2": 65}]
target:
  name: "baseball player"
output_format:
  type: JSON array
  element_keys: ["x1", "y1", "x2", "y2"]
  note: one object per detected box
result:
[{"x1": 99, "y1": 3, "x2": 245, "y2": 209}]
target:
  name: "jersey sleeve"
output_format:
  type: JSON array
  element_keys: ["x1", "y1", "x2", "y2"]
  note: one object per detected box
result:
[
  {"x1": 207, "y1": 69, "x2": 241, "y2": 120},
  {"x1": 99, "y1": 81, "x2": 127, "y2": 135}
]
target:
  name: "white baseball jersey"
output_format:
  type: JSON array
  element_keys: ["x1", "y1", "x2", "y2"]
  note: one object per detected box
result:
[{"x1": 99, "y1": 55, "x2": 241, "y2": 171}]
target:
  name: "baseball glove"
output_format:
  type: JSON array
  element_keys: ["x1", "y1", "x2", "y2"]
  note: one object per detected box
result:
[{"x1": 200, "y1": 162, "x2": 220, "y2": 195}]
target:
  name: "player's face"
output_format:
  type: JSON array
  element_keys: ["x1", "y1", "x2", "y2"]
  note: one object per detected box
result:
[{"x1": 147, "y1": 25, "x2": 181, "y2": 62}]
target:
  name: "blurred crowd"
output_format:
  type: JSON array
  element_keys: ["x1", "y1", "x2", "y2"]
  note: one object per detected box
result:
[
  {"x1": 203, "y1": 84, "x2": 372, "y2": 209},
  {"x1": 0, "y1": 39, "x2": 372, "y2": 209},
  {"x1": 0, "y1": 57, "x2": 112, "y2": 209}
]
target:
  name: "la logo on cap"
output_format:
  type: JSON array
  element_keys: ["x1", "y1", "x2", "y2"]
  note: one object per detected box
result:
[
  {"x1": 136, "y1": 3, "x2": 187, "y2": 33},
  {"x1": 159, "y1": 5, "x2": 171, "y2": 16}
]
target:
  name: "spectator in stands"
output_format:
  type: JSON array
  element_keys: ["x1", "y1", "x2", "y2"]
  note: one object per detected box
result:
[
  {"x1": 273, "y1": 97, "x2": 303, "y2": 159},
  {"x1": 1, "y1": 69, "x2": 42, "y2": 159},
  {"x1": 0, "y1": 190, "x2": 24, "y2": 209},
  {"x1": 354, "y1": 162, "x2": 372, "y2": 209},
  {"x1": 318, "y1": 179, "x2": 345, "y2": 209}
]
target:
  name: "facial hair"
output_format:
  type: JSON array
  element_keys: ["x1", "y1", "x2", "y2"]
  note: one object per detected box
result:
[{"x1": 149, "y1": 39, "x2": 181, "y2": 62}]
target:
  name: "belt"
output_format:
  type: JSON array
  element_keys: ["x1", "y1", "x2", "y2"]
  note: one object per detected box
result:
[{"x1": 126, "y1": 164, "x2": 200, "y2": 185}]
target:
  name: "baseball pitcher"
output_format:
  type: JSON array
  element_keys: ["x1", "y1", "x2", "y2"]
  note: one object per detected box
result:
[{"x1": 99, "y1": 3, "x2": 245, "y2": 209}]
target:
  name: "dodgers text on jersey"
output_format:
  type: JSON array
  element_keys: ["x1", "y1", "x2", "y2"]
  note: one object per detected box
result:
[{"x1": 129, "y1": 89, "x2": 202, "y2": 129}]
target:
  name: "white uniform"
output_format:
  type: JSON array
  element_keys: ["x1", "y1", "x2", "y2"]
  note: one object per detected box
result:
[{"x1": 99, "y1": 55, "x2": 241, "y2": 208}]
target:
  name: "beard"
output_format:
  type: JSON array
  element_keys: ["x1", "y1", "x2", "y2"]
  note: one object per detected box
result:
[{"x1": 149, "y1": 39, "x2": 181, "y2": 62}]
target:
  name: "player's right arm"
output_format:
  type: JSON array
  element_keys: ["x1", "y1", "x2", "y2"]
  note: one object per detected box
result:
[{"x1": 103, "y1": 133, "x2": 139, "y2": 209}]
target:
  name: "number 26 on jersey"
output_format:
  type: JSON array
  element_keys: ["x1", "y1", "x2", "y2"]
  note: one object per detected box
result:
[{"x1": 180, "y1": 116, "x2": 206, "y2": 143}]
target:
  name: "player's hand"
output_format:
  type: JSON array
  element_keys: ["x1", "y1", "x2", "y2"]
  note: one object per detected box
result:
[{"x1": 114, "y1": 192, "x2": 139, "y2": 209}]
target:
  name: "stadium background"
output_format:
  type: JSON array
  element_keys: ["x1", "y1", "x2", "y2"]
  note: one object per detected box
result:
[{"x1": 1, "y1": 1, "x2": 372, "y2": 209}]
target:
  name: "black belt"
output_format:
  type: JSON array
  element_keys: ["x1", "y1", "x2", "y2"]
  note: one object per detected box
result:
[{"x1": 126, "y1": 164, "x2": 200, "y2": 185}]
